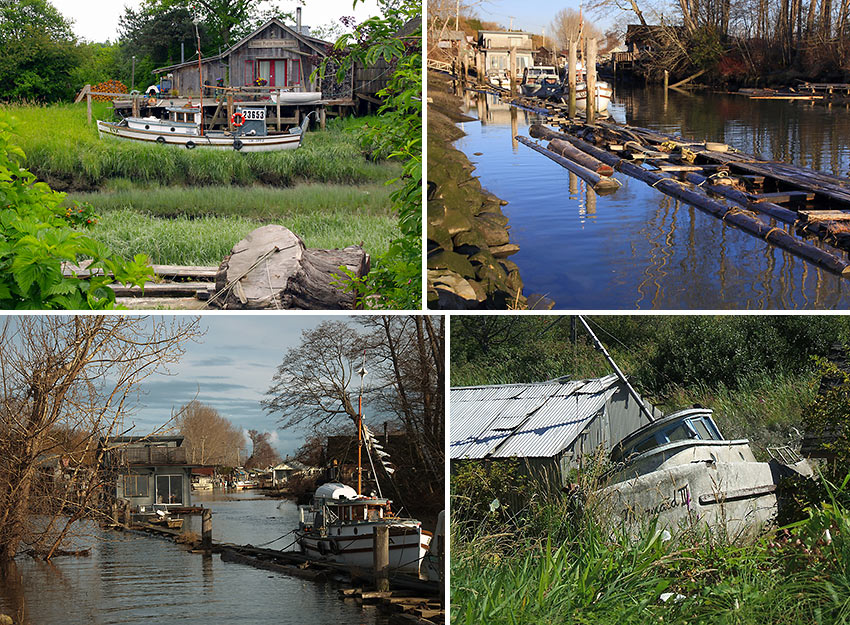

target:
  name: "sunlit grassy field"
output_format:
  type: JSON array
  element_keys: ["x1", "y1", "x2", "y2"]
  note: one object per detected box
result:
[{"x1": 4, "y1": 101, "x2": 400, "y2": 266}]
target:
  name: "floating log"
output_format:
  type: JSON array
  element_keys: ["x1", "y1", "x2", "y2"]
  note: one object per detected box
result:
[
  {"x1": 529, "y1": 125, "x2": 850, "y2": 276},
  {"x1": 548, "y1": 138, "x2": 615, "y2": 176},
  {"x1": 515, "y1": 136, "x2": 621, "y2": 194},
  {"x1": 212, "y1": 225, "x2": 369, "y2": 310}
]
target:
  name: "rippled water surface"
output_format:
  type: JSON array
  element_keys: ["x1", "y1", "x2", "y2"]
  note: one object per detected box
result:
[
  {"x1": 0, "y1": 494, "x2": 383, "y2": 625},
  {"x1": 455, "y1": 86, "x2": 850, "y2": 308}
]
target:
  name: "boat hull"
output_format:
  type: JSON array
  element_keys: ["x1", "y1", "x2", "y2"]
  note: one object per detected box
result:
[
  {"x1": 96, "y1": 120, "x2": 303, "y2": 152},
  {"x1": 297, "y1": 523, "x2": 430, "y2": 574},
  {"x1": 599, "y1": 458, "x2": 779, "y2": 539},
  {"x1": 574, "y1": 82, "x2": 613, "y2": 112}
]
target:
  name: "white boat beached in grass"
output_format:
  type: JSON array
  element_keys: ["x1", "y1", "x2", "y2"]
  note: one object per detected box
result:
[
  {"x1": 97, "y1": 106, "x2": 313, "y2": 152},
  {"x1": 599, "y1": 408, "x2": 811, "y2": 539}
]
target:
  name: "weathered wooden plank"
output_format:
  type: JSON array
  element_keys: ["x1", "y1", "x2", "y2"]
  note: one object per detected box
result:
[
  {"x1": 111, "y1": 282, "x2": 213, "y2": 297},
  {"x1": 799, "y1": 210, "x2": 850, "y2": 221},
  {"x1": 749, "y1": 191, "x2": 816, "y2": 203}
]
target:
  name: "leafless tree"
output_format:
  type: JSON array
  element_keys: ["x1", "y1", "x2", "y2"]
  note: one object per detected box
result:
[
  {"x1": 177, "y1": 401, "x2": 246, "y2": 466},
  {"x1": 0, "y1": 316, "x2": 203, "y2": 562},
  {"x1": 550, "y1": 8, "x2": 603, "y2": 51},
  {"x1": 262, "y1": 316, "x2": 445, "y2": 490}
]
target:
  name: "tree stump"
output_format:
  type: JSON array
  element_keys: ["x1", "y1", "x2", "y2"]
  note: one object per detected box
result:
[{"x1": 212, "y1": 225, "x2": 369, "y2": 309}]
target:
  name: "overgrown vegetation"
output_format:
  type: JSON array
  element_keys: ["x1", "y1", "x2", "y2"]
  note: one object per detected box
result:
[
  {"x1": 452, "y1": 315, "x2": 850, "y2": 623},
  {"x1": 0, "y1": 112, "x2": 151, "y2": 309},
  {"x1": 319, "y1": 0, "x2": 422, "y2": 309},
  {"x1": 452, "y1": 315, "x2": 849, "y2": 448}
]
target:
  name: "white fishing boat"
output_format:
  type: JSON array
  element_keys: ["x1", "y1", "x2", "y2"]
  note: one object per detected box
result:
[
  {"x1": 574, "y1": 80, "x2": 613, "y2": 113},
  {"x1": 599, "y1": 408, "x2": 811, "y2": 538},
  {"x1": 97, "y1": 106, "x2": 312, "y2": 152},
  {"x1": 296, "y1": 482, "x2": 431, "y2": 573},
  {"x1": 295, "y1": 357, "x2": 432, "y2": 574}
]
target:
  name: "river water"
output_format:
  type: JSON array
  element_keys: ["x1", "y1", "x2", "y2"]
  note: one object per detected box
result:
[
  {"x1": 0, "y1": 492, "x2": 384, "y2": 625},
  {"x1": 455, "y1": 85, "x2": 850, "y2": 308}
]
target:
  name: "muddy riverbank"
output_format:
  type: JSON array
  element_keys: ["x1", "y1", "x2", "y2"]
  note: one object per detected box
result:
[{"x1": 426, "y1": 70, "x2": 529, "y2": 309}]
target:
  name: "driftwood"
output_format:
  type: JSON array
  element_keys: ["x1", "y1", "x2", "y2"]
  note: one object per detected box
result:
[{"x1": 212, "y1": 225, "x2": 369, "y2": 310}]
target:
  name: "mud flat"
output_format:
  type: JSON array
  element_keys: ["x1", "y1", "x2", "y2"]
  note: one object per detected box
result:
[{"x1": 426, "y1": 71, "x2": 529, "y2": 309}]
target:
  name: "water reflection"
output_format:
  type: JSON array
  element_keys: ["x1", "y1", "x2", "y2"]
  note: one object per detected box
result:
[
  {"x1": 0, "y1": 503, "x2": 383, "y2": 625},
  {"x1": 455, "y1": 86, "x2": 850, "y2": 308}
]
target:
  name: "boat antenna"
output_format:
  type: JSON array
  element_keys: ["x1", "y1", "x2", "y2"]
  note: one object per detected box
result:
[
  {"x1": 193, "y1": 14, "x2": 205, "y2": 137},
  {"x1": 356, "y1": 351, "x2": 367, "y2": 495},
  {"x1": 576, "y1": 315, "x2": 655, "y2": 423}
]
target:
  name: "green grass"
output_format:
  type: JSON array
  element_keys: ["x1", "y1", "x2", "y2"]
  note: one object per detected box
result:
[
  {"x1": 452, "y1": 486, "x2": 850, "y2": 625},
  {"x1": 86, "y1": 205, "x2": 397, "y2": 266},
  {"x1": 4, "y1": 101, "x2": 399, "y2": 189}
]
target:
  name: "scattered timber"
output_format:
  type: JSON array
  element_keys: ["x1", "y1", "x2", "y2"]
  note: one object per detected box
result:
[
  {"x1": 515, "y1": 136, "x2": 620, "y2": 193},
  {"x1": 527, "y1": 123, "x2": 850, "y2": 277},
  {"x1": 61, "y1": 225, "x2": 369, "y2": 310}
]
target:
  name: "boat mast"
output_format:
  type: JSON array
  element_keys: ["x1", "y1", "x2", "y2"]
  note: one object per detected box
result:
[
  {"x1": 356, "y1": 353, "x2": 367, "y2": 495},
  {"x1": 193, "y1": 17, "x2": 205, "y2": 137},
  {"x1": 576, "y1": 315, "x2": 655, "y2": 423}
]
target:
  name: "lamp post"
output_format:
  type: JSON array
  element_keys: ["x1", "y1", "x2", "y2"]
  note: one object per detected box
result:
[{"x1": 131, "y1": 55, "x2": 136, "y2": 91}]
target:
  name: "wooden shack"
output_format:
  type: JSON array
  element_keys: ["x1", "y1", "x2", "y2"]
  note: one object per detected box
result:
[{"x1": 152, "y1": 17, "x2": 330, "y2": 96}]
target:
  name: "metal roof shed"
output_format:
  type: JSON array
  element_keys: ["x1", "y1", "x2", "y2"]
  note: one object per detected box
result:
[{"x1": 450, "y1": 375, "x2": 655, "y2": 488}]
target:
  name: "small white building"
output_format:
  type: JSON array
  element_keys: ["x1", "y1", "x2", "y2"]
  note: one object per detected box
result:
[{"x1": 476, "y1": 30, "x2": 535, "y2": 73}]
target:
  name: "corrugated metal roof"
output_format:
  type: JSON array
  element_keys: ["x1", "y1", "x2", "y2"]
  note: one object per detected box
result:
[{"x1": 450, "y1": 374, "x2": 621, "y2": 459}]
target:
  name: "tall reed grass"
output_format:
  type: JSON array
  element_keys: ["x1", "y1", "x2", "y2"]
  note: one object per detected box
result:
[
  {"x1": 452, "y1": 474, "x2": 850, "y2": 625},
  {"x1": 5, "y1": 102, "x2": 396, "y2": 189}
]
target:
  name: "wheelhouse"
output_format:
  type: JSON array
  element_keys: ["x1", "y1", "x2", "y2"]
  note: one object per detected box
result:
[{"x1": 611, "y1": 409, "x2": 724, "y2": 463}]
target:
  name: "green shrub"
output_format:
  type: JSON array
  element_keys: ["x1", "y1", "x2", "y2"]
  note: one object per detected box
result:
[{"x1": 0, "y1": 113, "x2": 151, "y2": 308}]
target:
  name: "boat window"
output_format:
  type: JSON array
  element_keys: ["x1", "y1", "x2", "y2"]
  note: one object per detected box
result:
[
  {"x1": 663, "y1": 423, "x2": 693, "y2": 443},
  {"x1": 632, "y1": 434, "x2": 659, "y2": 454},
  {"x1": 690, "y1": 419, "x2": 712, "y2": 440}
]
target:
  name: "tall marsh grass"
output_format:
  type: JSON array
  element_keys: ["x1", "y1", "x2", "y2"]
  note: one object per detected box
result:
[
  {"x1": 452, "y1": 474, "x2": 850, "y2": 625},
  {"x1": 4, "y1": 102, "x2": 397, "y2": 189}
]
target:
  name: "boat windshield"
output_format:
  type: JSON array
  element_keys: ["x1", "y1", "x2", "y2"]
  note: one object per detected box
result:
[{"x1": 616, "y1": 412, "x2": 723, "y2": 461}]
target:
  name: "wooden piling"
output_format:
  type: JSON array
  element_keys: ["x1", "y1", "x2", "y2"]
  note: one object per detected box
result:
[
  {"x1": 202, "y1": 508, "x2": 212, "y2": 553},
  {"x1": 276, "y1": 98, "x2": 281, "y2": 132},
  {"x1": 586, "y1": 38, "x2": 597, "y2": 123},
  {"x1": 509, "y1": 44, "x2": 517, "y2": 97},
  {"x1": 664, "y1": 69, "x2": 669, "y2": 91},
  {"x1": 132, "y1": 94, "x2": 140, "y2": 118},
  {"x1": 319, "y1": 106, "x2": 326, "y2": 130},
  {"x1": 227, "y1": 94, "x2": 234, "y2": 131},
  {"x1": 374, "y1": 525, "x2": 389, "y2": 592},
  {"x1": 568, "y1": 40, "x2": 577, "y2": 119},
  {"x1": 86, "y1": 90, "x2": 92, "y2": 125},
  {"x1": 476, "y1": 51, "x2": 485, "y2": 84}
]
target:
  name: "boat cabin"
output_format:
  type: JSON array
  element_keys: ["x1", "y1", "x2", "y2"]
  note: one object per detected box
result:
[
  {"x1": 611, "y1": 408, "x2": 725, "y2": 463},
  {"x1": 299, "y1": 482, "x2": 393, "y2": 531}
]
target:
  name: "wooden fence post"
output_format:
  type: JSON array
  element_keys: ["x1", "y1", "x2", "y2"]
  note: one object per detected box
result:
[
  {"x1": 87, "y1": 91, "x2": 93, "y2": 125},
  {"x1": 568, "y1": 40, "x2": 577, "y2": 119}
]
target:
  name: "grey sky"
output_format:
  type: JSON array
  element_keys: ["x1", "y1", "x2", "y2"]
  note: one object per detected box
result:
[{"x1": 50, "y1": 0, "x2": 385, "y2": 43}]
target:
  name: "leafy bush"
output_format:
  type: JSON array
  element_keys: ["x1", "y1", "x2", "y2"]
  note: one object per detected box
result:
[{"x1": 0, "y1": 113, "x2": 151, "y2": 308}]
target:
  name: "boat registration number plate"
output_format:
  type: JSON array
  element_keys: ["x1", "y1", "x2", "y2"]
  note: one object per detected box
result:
[{"x1": 241, "y1": 109, "x2": 265, "y2": 121}]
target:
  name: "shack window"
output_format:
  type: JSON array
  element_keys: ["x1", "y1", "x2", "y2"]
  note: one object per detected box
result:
[
  {"x1": 156, "y1": 474, "x2": 183, "y2": 504},
  {"x1": 245, "y1": 60, "x2": 255, "y2": 85},
  {"x1": 123, "y1": 474, "x2": 148, "y2": 497},
  {"x1": 289, "y1": 59, "x2": 301, "y2": 85}
]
